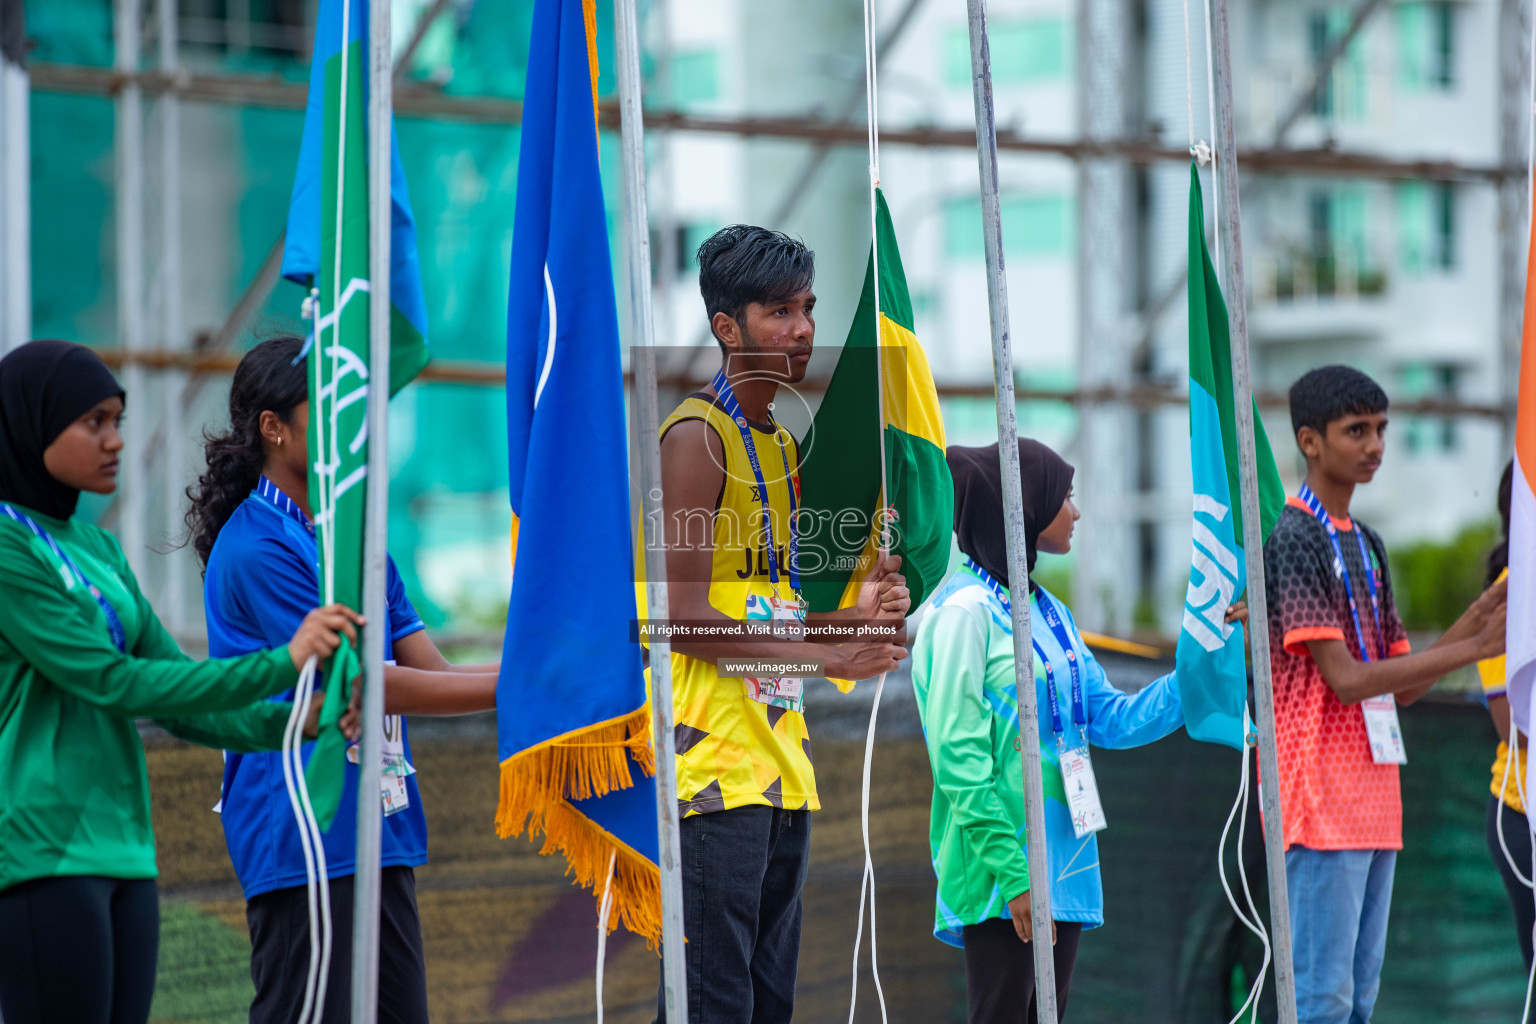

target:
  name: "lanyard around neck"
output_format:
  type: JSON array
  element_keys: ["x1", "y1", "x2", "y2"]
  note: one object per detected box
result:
[
  {"x1": 2, "y1": 504, "x2": 127, "y2": 654},
  {"x1": 964, "y1": 557, "x2": 1084, "y2": 737},
  {"x1": 1297, "y1": 483, "x2": 1383, "y2": 662},
  {"x1": 711, "y1": 369, "x2": 800, "y2": 591}
]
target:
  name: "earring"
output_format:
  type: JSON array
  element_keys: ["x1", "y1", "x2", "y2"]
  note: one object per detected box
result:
[{"x1": 277, "y1": 437, "x2": 283, "y2": 446}]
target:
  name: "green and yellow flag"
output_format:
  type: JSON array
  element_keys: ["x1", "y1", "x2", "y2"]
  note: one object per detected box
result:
[{"x1": 799, "y1": 188, "x2": 952, "y2": 613}]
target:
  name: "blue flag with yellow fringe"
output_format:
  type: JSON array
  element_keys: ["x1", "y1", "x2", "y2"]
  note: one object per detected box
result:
[{"x1": 496, "y1": 0, "x2": 660, "y2": 945}]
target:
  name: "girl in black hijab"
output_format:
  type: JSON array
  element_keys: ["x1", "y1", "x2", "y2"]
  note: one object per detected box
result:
[
  {"x1": 912, "y1": 438, "x2": 1245, "y2": 1024},
  {"x1": 0, "y1": 340, "x2": 361, "y2": 1024}
]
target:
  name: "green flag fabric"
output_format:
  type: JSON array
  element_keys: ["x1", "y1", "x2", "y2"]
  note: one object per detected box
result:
[
  {"x1": 281, "y1": 0, "x2": 431, "y2": 827},
  {"x1": 798, "y1": 188, "x2": 954, "y2": 615}
]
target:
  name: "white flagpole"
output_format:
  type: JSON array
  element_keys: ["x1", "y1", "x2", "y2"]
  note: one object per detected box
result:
[
  {"x1": 352, "y1": 0, "x2": 393, "y2": 1019},
  {"x1": 964, "y1": 4, "x2": 1057, "y2": 1021},
  {"x1": 613, "y1": 0, "x2": 689, "y2": 1018},
  {"x1": 1206, "y1": 0, "x2": 1298, "y2": 1018}
]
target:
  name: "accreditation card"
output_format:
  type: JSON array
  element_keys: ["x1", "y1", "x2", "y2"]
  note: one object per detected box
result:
[
  {"x1": 1361, "y1": 694, "x2": 1407, "y2": 764},
  {"x1": 1060, "y1": 746, "x2": 1108, "y2": 839}
]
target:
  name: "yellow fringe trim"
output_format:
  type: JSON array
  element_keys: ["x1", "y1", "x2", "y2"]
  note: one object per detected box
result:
[{"x1": 496, "y1": 707, "x2": 661, "y2": 947}]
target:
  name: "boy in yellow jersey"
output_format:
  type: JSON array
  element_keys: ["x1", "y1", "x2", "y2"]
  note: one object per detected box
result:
[{"x1": 655, "y1": 225, "x2": 910, "y2": 1023}]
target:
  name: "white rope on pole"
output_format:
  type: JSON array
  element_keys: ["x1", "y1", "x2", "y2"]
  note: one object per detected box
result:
[
  {"x1": 1497, "y1": 724, "x2": 1534, "y2": 888},
  {"x1": 281, "y1": 655, "x2": 333, "y2": 1024},
  {"x1": 1201, "y1": 0, "x2": 1221, "y2": 260},
  {"x1": 1525, "y1": 832, "x2": 1536, "y2": 1024},
  {"x1": 1216, "y1": 716, "x2": 1270, "y2": 1024},
  {"x1": 848, "y1": 1, "x2": 890, "y2": 1021},
  {"x1": 595, "y1": 850, "x2": 617, "y2": 1024},
  {"x1": 1181, "y1": 0, "x2": 1213, "y2": 167}
]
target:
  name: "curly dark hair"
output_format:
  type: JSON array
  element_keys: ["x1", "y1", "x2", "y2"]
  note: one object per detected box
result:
[{"x1": 185, "y1": 336, "x2": 308, "y2": 568}]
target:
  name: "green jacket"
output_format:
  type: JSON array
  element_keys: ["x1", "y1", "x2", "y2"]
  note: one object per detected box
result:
[
  {"x1": 0, "y1": 506, "x2": 299, "y2": 891},
  {"x1": 912, "y1": 566, "x2": 1185, "y2": 944}
]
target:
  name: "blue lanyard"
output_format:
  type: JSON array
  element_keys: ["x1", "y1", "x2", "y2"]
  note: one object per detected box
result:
[
  {"x1": 2, "y1": 504, "x2": 127, "y2": 654},
  {"x1": 258, "y1": 476, "x2": 314, "y2": 534},
  {"x1": 711, "y1": 369, "x2": 800, "y2": 591},
  {"x1": 1297, "y1": 484, "x2": 1383, "y2": 662},
  {"x1": 964, "y1": 558, "x2": 1085, "y2": 738}
]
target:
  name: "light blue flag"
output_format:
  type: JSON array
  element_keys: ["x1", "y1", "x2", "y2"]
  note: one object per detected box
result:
[{"x1": 1178, "y1": 163, "x2": 1284, "y2": 750}]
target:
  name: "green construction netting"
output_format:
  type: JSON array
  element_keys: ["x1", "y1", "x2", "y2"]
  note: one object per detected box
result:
[{"x1": 24, "y1": 0, "x2": 630, "y2": 624}]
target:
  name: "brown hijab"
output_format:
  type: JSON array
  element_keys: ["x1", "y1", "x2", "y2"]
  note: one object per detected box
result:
[{"x1": 946, "y1": 439, "x2": 1074, "y2": 589}]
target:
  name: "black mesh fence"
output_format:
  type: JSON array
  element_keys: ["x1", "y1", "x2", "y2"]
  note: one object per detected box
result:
[{"x1": 141, "y1": 653, "x2": 1528, "y2": 1023}]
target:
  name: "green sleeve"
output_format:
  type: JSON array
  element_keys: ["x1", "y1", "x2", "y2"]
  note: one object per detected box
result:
[
  {"x1": 156, "y1": 702, "x2": 295, "y2": 753},
  {"x1": 126, "y1": 578, "x2": 297, "y2": 752},
  {"x1": 0, "y1": 528, "x2": 298, "y2": 717},
  {"x1": 922, "y1": 603, "x2": 1032, "y2": 902}
]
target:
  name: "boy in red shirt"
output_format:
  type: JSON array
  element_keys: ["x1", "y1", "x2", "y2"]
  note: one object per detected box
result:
[{"x1": 1265, "y1": 365, "x2": 1505, "y2": 1024}]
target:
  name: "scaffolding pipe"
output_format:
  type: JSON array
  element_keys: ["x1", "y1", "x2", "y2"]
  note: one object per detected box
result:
[
  {"x1": 1, "y1": 0, "x2": 28, "y2": 353},
  {"x1": 352, "y1": 0, "x2": 394, "y2": 1017},
  {"x1": 116, "y1": 0, "x2": 147, "y2": 576},
  {"x1": 1208, "y1": 0, "x2": 1299, "y2": 1019},
  {"x1": 964, "y1": 4, "x2": 1057, "y2": 1021},
  {"x1": 25, "y1": 63, "x2": 1514, "y2": 183},
  {"x1": 613, "y1": 1, "x2": 689, "y2": 1017},
  {"x1": 159, "y1": 0, "x2": 185, "y2": 631}
]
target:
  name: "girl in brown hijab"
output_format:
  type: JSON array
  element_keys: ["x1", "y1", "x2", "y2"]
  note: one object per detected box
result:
[{"x1": 912, "y1": 438, "x2": 1245, "y2": 1023}]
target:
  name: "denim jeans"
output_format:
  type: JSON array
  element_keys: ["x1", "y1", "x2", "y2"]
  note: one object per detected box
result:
[
  {"x1": 1286, "y1": 846, "x2": 1397, "y2": 1024},
  {"x1": 655, "y1": 805, "x2": 811, "y2": 1024}
]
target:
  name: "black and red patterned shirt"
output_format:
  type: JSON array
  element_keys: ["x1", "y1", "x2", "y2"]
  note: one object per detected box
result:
[{"x1": 1263, "y1": 497, "x2": 1411, "y2": 851}]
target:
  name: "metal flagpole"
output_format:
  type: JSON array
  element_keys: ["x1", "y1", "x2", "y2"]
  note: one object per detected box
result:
[
  {"x1": 964, "y1": 4, "x2": 1057, "y2": 1022},
  {"x1": 115, "y1": 0, "x2": 147, "y2": 577},
  {"x1": 1207, "y1": 0, "x2": 1299, "y2": 1019},
  {"x1": 612, "y1": 1, "x2": 689, "y2": 1018},
  {"x1": 353, "y1": 0, "x2": 393, "y2": 1018},
  {"x1": 158, "y1": 0, "x2": 186, "y2": 632},
  {"x1": 0, "y1": 0, "x2": 29, "y2": 354}
]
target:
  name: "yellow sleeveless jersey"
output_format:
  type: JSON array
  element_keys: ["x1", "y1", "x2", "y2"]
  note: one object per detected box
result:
[{"x1": 649, "y1": 392, "x2": 819, "y2": 816}]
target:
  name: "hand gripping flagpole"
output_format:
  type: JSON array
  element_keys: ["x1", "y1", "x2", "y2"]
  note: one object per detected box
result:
[
  {"x1": 964, "y1": 4, "x2": 1057, "y2": 1021},
  {"x1": 1206, "y1": 0, "x2": 1298, "y2": 1018},
  {"x1": 613, "y1": 0, "x2": 689, "y2": 1018},
  {"x1": 352, "y1": 0, "x2": 393, "y2": 1018}
]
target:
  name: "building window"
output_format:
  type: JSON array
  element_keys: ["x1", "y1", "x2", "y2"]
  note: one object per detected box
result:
[
  {"x1": 676, "y1": 222, "x2": 724, "y2": 274},
  {"x1": 1308, "y1": 8, "x2": 1369, "y2": 119},
  {"x1": 944, "y1": 19, "x2": 1071, "y2": 87},
  {"x1": 945, "y1": 195, "x2": 1075, "y2": 259},
  {"x1": 1399, "y1": 362, "x2": 1462, "y2": 453},
  {"x1": 669, "y1": 49, "x2": 720, "y2": 107},
  {"x1": 1397, "y1": 181, "x2": 1455, "y2": 273},
  {"x1": 1396, "y1": 2, "x2": 1456, "y2": 91},
  {"x1": 1282, "y1": 185, "x2": 1377, "y2": 298}
]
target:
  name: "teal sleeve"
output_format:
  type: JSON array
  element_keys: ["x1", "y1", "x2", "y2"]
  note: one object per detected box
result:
[
  {"x1": 0, "y1": 528, "x2": 298, "y2": 717},
  {"x1": 920, "y1": 603, "x2": 1032, "y2": 902}
]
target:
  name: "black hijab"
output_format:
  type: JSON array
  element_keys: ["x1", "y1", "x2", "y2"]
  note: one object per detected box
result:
[
  {"x1": 947, "y1": 439, "x2": 1074, "y2": 589},
  {"x1": 0, "y1": 341, "x2": 126, "y2": 520}
]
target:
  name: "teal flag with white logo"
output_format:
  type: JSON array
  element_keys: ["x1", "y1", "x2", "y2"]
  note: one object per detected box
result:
[{"x1": 1178, "y1": 162, "x2": 1284, "y2": 750}]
